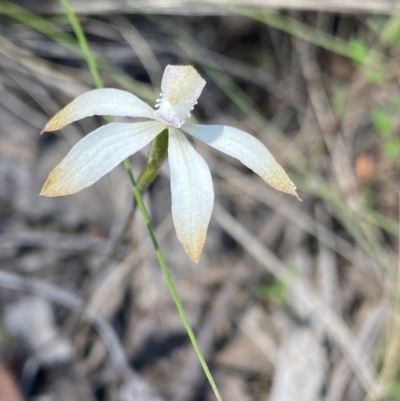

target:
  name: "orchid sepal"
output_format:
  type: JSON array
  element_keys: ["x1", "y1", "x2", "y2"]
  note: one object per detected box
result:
[
  {"x1": 182, "y1": 123, "x2": 299, "y2": 200},
  {"x1": 41, "y1": 88, "x2": 156, "y2": 134},
  {"x1": 168, "y1": 127, "x2": 214, "y2": 262},
  {"x1": 40, "y1": 121, "x2": 165, "y2": 197}
]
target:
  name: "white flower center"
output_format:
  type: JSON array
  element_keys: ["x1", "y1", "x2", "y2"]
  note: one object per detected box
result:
[{"x1": 154, "y1": 65, "x2": 206, "y2": 128}]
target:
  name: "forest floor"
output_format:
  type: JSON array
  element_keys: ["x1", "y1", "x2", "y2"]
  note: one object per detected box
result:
[{"x1": 0, "y1": 2, "x2": 399, "y2": 401}]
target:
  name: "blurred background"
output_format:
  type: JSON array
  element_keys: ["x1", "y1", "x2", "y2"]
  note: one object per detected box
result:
[{"x1": 0, "y1": 1, "x2": 399, "y2": 400}]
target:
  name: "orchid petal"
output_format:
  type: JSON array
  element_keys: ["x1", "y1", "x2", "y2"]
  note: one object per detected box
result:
[
  {"x1": 168, "y1": 128, "x2": 214, "y2": 262},
  {"x1": 155, "y1": 65, "x2": 206, "y2": 128},
  {"x1": 183, "y1": 124, "x2": 299, "y2": 199},
  {"x1": 42, "y1": 88, "x2": 155, "y2": 133},
  {"x1": 41, "y1": 121, "x2": 166, "y2": 196}
]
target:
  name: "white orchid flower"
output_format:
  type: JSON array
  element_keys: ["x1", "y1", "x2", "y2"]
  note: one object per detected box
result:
[{"x1": 40, "y1": 65, "x2": 298, "y2": 262}]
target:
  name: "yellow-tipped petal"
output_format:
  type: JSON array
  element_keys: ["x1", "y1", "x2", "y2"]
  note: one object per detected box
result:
[
  {"x1": 263, "y1": 163, "x2": 300, "y2": 200},
  {"x1": 183, "y1": 123, "x2": 300, "y2": 199},
  {"x1": 183, "y1": 232, "x2": 207, "y2": 263},
  {"x1": 40, "y1": 163, "x2": 82, "y2": 196},
  {"x1": 168, "y1": 128, "x2": 214, "y2": 263},
  {"x1": 40, "y1": 121, "x2": 166, "y2": 197},
  {"x1": 41, "y1": 88, "x2": 155, "y2": 133}
]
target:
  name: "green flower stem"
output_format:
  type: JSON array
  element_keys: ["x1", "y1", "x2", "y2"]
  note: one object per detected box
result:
[
  {"x1": 59, "y1": 0, "x2": 104, "y2": 89},
  {"x1": 123, "y1": 159, "x2": 222, "y2": 401},
  {"x1": 59, "y1": 2, "x2": 221, "y2": 400}
]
